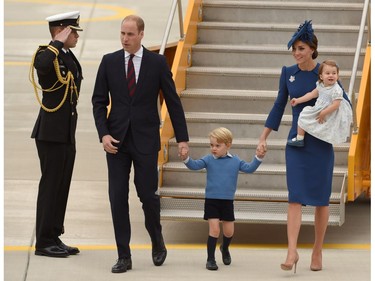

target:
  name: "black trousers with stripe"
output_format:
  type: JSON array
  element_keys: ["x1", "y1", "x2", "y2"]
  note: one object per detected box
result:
[{"x1": 35, "y1": 140, "x2": 75, "y2": 248}]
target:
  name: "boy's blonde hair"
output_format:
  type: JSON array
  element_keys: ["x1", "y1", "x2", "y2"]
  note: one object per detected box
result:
[{"x1": 209, "y1": 127, "x2": 233, "y2": 145}]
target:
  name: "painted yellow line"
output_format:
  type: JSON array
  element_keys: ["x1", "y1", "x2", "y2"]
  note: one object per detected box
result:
[
  {"x1": 4, "y1": 243, "x2": 371, "y2": 252},
  {"x1": 5, "y1": 0, "x2": 134, "y2": 26}
]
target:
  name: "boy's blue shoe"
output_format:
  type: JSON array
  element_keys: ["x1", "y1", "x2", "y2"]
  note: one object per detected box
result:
[{"x1": 287, "y1": 138, "x2": 304, "y2": 147}]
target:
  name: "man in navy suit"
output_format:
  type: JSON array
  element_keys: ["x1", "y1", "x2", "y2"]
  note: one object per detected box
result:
[{"x1": 92, "y1": 15, "x2": 189, "y2": 273}]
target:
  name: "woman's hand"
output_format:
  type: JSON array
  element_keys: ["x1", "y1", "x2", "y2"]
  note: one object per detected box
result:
[{"x1": 256, "y1": 140, "x2": 267, "y2": 158}]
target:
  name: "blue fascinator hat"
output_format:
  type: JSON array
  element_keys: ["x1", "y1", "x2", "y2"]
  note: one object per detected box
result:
[{"x1": 287, "y1": 20, "x2": 314, "y2": 49}]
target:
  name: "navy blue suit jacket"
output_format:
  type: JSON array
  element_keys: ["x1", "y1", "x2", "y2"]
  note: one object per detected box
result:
[{"x1": 92, "y1": 47, "x2": 189, "y2": 154}]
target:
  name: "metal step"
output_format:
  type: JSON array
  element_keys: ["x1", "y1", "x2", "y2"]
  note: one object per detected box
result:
[
  {"x1": 228, "y1": 0, "x2": 363, "y2": 2},
  {"x1": 160, "y1": 197, "x2": 345, "y2": 226},
  {"x1": 161, "y1": 162, "x2": 348, "y2": 193},
  {"x1": 183, "y1": 111, "x2": 286, "y2": 138},
  {"x1": 159, "y1": 186, "x2": 341, "y2": 202},
  {"x1": 181, "y1": 88, "x2": 285, "y2": 114},
  {"x1": 186, "y1": 67, "x2": 360, "y2": 92},
  {"x1": 160, "y1": 169, "x2": 347, "y2": 226},
  {"x1": 167, "y1": 137, "x2": 350, "y2": 165},
  {"x1": 197, "y1": 22, "x2": 367, "y2": 47},
  {"x1": 202, "y1": 1, "x2": 363, "y2": 25},
  {"x1": 191, "y1": 44, "x2": 365, "y2": 69}
]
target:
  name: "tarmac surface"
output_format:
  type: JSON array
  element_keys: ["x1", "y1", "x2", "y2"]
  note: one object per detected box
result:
[{"x1": 3, "y1": 0, "x2": 372, "y2": 280}]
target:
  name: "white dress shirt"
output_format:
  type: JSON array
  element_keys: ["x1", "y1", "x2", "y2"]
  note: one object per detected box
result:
[{"x1": 125, "y1": 47, "x2": 143, "y2": 83}]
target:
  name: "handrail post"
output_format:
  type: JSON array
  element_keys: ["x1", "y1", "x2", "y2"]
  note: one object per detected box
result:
[
  {"x1": 158, "y1": 0, "x2": 185, "y2": 128},
  {"x1": 367, "y1": 2, "x2": 371, "y2": 44},
  {"x1": 348, "y1": 0, "x2": 370, "y2": 134},
  {"x1": 159, "y1": 0, "x2": 184, "y2": 56},
  {"x1": 157, "y1": 0, "x2": 186, "y2": 188},
  {"x1": 177, "y1": 0, "x2": 184, "y2": 39}
]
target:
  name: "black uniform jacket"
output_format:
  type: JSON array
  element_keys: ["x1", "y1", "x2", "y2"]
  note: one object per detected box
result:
[{"x1": 31, "y1": 40, "x2": 83, "y2": 144}]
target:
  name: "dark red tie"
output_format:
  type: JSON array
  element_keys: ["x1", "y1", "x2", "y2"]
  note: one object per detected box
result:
[{"x1": 127, "y1": 54, "x2": 136, "y2": 97}]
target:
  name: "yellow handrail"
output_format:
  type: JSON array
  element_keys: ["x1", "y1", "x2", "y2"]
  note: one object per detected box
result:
[
  {"x1": 158, "y1": 0, "x2": 202, "y2": 186},
  {"x1": 347, "y1": 45, "x2": 371, "y2": 201}
]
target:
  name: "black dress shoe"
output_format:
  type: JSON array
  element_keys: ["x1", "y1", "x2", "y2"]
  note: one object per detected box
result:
[
  {"x1": 206, "y1": 259, "x2": 218, "y2": 270},
  {"x1": 57, "y1": 241, "x2": 80, "y2": 255},
  {"x1": 35, "y1": 245, "x2": 69, "y2": 258},
  {"x1": 152, "y1": 242, "x2": 167, "y2": 266},
  {"x1": 220, "y1": 245, "x2": 231, "y2": 265},
  {"x1": 111, "y1": 258, "x2": 132, "y2": 273}
]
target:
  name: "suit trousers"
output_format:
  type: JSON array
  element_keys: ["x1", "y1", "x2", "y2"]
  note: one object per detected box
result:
[
  {"x1": 106, "y1": 130, "x2": 161, "y2": 259},
  {"x1": 35, "y1": 140, "x2": 76, "y2": 248}
]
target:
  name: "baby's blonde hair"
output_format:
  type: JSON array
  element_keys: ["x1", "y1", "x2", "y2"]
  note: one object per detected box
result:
[
  {"x1": 209, "y1": 127, "x2": 233, "y2": 145},
  {"x1": 318, "y1": 59, "x2": 340, "y2": 83}
]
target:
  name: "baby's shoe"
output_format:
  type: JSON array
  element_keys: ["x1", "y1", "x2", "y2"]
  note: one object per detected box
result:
[{"x1": 287, "y1": 138, "x2": 304, "y2": 147}]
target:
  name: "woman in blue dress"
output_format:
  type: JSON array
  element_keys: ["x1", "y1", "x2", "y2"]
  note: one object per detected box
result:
[{"x1": 257, "y1": 20, "x2": 350, "y2": 273}]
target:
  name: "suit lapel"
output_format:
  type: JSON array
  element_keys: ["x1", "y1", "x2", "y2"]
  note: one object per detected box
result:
[{"x1": 114, "y1": 50, "x2": 131, "y2": 100}]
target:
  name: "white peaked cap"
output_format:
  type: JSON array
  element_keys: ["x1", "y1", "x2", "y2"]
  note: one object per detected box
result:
[{"x1": 46, "y1": 11, "x2": 83, "y2": 31}]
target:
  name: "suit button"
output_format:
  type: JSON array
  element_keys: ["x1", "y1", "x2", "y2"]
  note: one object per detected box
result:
[{"x1": 72, "y1": 112, "x2": 74, "y2": 116}]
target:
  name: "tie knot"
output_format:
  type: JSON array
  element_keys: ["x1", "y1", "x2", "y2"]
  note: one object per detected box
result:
[{"x1": 129, "y1": 54, "x2": 135, "y2": 60}]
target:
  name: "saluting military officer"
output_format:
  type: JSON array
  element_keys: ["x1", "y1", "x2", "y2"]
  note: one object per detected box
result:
[{"x1": 30, "y1": 11, "x2": 83, "y2": 257}]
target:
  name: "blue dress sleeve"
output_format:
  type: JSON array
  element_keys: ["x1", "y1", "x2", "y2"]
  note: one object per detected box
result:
[{"x1": 265, "y1": 66, "x2": 289, "y2": 131}]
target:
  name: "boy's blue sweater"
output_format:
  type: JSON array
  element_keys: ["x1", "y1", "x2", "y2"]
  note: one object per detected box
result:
[{"x1": 184, "y1": 153, "x2": 262, "y2": 200}]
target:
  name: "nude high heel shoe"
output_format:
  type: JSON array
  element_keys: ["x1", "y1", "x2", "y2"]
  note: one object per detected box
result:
[
  {"x1": 310, "y1": 265, "x2": 322, "y2": 271},
  {"x1": 310, "y1": 252, "x2": 322, "y2": 271},
  {"x1": 280, "y1": 253, "x2": 299, "y2": 274}
]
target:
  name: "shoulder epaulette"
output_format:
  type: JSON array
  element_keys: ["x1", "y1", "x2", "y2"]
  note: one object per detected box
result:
[
  {"x1": 36, "y1": 44, "x2": 59, "y2": 56},
  {"x1": 36, "y1": 45, "x2": 48, "y2": 53}
]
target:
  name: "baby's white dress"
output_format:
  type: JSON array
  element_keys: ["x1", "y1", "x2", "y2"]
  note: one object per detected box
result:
[{"x1": 298, "y1": 82, "x2": 353, "y2": 144}]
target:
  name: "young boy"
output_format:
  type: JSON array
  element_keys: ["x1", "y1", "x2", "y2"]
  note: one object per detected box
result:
[{"x1": 180, "y1": 127, "x2": 264, "y2": 270}]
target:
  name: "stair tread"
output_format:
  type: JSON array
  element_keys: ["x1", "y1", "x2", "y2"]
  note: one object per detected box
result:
[
  {"x1": 163, "y1": 161, "x2": 349, "y2": 175},
  {"x1": 193, "y1": 44, "x2": 361, "y2": 54},
  {"x1": 160, "y1": 209, "x2": 341, "y2": 225},
  {"x1": 199, "y1": 21, "x2": 362, "y2": 31},
  {"x1": 159, "y1": 186, "x2": 342, "y2": 202},
  {"x1": 184, "y1": 111, "x2": 290, "y2": 121},
  {"x1": 168, "y1": 136, "x2": 350, "y2": 150},
  {"x1": 160, "y1": 198, "x2": 343, "y2": 225},
  {"x1": 182, "y1": 88, "x2": 277, "y2": 99},
  {"x1": 188, "y1": 66, "x2": 283, "y2": 74},
  {"x1": 185, "y1": 112, "x2": 268, "y2": 117},
  {"x1": 187, "y1": 66, "x2": 358, "y2": 77},
  {"x1": 203, "y1": 0, "x2": 363, "y2": 9}
]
